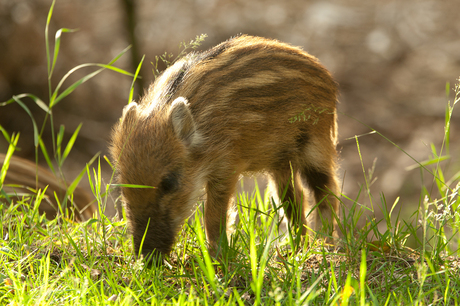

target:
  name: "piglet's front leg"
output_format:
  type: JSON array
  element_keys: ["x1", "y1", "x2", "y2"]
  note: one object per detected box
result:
[{"x1": 204, "y1": 174, "x2": 239, "y2": 257}]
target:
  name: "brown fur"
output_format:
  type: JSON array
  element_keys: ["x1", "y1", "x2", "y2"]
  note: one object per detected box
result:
[
  {"x1": 1, "y1": 153, "x2": 95, "y2": 221},
  {"x1": 110, "y1": 35, "x2": 340, "y2": 259}
]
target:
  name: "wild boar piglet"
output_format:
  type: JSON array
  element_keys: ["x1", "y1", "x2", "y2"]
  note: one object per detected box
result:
[{"x1": 111, "y1": 34, "x2": 340, "y2": 262}]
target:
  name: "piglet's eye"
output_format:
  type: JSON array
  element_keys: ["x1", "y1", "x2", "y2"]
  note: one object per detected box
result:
[{"x1": 159, "y1": 172, "x2": 180, "y2": 194}]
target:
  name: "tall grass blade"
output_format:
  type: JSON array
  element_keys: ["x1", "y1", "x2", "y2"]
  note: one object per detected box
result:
[
  {"x1": 50, "y1": 68, "x2": 102, "y2": 108},
  {"x1": 50, "y1": 53, "x2": 133, "y2": 108},
  {"x1": 11, "y1": 96, "x2": 40, "y2": 147},
  {"x1": 0, "y1": 133, "x2": 20, "y2": 187},
  {"x1": 38, "y1": 138, "x2": 55, "y2": 175},
  {"x1": 56, "y1": 124, "x2": 65, "y2": 164},
  {"x1": 50, "y1": 28, "x2": 78, "y2": 79},
  {"x1": 360, "y1": 249, "x2": 367, "y2": 305},
  {"x1": 129, "y1": 55, "x2": 145, "y2": 103},
  {"x1": 61, "y1": 122, "x2": 82, "y2": 165},
  {"x1": 297, "y1": 273, "x2": 324, "y2": 305},
  {"x1": 405, "y1": 155, "x2": 450, "y2": 171},
  {"x1": 110, "y1": 184, "x2": 156, "y2": 189},
  {"x1": 1, "y1": 93, "x2": 49, "y2": 113},
  {"x1": 66, "y1": 152, "x2": 99, "y2": 203},
  {"x1": 0, "y1": 125, "x2": 12, "y2": 143},
  {"x1": 196, "y1": 222, "x2": 219, "y2": 297},
  {"x1": 45, "y1": 0, "x2": 56, "y2": 81},
  {"x1": 355, "y1": 135, "x2": 374, "y2": 210}
]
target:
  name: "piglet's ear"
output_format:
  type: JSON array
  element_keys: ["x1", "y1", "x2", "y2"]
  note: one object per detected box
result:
[
  {"x1": 170, "y1": 97, "x2": 199, "y2": 147},
  {"x1": 121, "y1": 102, "x2": 138, "y2": 128}
]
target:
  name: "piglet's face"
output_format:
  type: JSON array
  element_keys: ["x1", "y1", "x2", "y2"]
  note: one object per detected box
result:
[{"x1": 111, "y1": 98, "x2": 200, "y2": 260}]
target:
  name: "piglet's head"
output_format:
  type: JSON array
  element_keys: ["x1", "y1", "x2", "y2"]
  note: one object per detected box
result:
[{"x1": 110, "y1": 97, "x2": 201, "y2": 262}]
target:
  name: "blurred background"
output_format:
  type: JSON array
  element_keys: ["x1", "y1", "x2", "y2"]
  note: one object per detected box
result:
[{"x1": 1, "y1": 0, "x2": 459, "y2": 230}]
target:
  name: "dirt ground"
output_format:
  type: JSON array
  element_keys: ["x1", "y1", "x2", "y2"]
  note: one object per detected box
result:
[{"x1": 1, "y1": 0, "x2": 459, "y2": 228}]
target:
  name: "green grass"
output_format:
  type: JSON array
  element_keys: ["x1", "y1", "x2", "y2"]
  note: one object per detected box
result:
[
  {"x1": 1, "y1": 169, "x2": 460, "y2": 305},
  {"x1": 1, "y1": 1, "x2": 460, "y2": 304}
]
